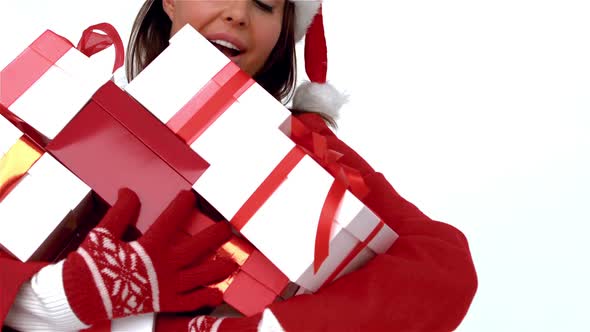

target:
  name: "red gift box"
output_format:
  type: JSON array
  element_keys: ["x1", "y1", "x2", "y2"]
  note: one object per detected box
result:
[
  {"x1": 185, "y1": 208, "x2": 291, "y2": 316},
  {"x1": 45, "y1": 81, "x2": 208, "y2": 233}
]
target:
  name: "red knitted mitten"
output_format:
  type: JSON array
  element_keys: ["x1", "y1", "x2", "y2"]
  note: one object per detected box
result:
[{"x1": 63, "y1": 188, "x2": 237, "y2": 325}]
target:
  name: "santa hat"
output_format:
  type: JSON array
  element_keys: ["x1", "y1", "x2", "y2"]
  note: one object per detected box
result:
[{"x1": 291, "y1": 0, "x2": 347, "y2": 121}]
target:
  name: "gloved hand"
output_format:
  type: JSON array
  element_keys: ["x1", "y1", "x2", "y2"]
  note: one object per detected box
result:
[{"x1": 63, "y1": 188, "x2": 237, "y2": 325}]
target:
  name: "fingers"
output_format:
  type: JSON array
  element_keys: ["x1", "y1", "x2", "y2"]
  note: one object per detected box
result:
[
  {"x1": 172, "y1": 222, "x2": 234, "y2": 268},
  {"x1": 165, "y1": 288, "x2": 224, "y2": 313},
  {"x1": 141, "y1": 190, "x2": 196, "y2": 246},
  {"x1": 97, "y1": 188, "x2": 140, "y2": 238},
  {"x1": 176, "y1": 257, "x2": 238, "y2": 292}
]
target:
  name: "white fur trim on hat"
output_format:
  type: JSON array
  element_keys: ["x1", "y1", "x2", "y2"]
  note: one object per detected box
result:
[
  {"x1": 291, "y1": 0, "x2": 322, "y2": 41},
  {"x1": 293, "y1": 81, "x2": 348, "y2": 120}
]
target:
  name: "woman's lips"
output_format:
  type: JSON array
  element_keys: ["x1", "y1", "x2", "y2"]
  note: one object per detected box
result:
[
  {"x1": 205, "y1": 32, "x2": 247, "y2": 52},
  {"x1": 206, "y1": 33, "x2": 247, "y2": 64}
]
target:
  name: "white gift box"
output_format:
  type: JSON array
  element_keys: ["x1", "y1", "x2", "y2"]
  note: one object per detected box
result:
[
  {"x1": 126, "y1": 26, "x2": 230, "y2": 123},
  {"x1": 0, "y1": 129, "x2": 90, "y2": 261},
  {"x1": 0, "y1": 30, "x2": 111, "y2": 139},
  {"x1": 127, "y1": 25, "x2": 291, "y2": 127},
  {"x1": 126, "y1": 24, "x2": 398, "y2": 291},
  {"x1": 239, "y1": 156, "x2": 397, "y2": 291},
  {"x1": 189, "y1": 100, "x2": 295, "y2": 219},
  {"x1": 126, "y1": 24, "x2": 293, "y2": 219},
  {"x1": 0, "y1": 116, "x2": 23, "y2": 156},
  {"x1": 80, "y1": 314, "x2": 155, "y2": 332},
  {"x1": 110, "y1": 314, "x2": 155, "y2": 332}
]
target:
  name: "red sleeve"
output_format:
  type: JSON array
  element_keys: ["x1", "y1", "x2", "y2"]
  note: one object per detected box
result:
[
  {"x1": 0, "y1": 251, "x2": 48, "y2": 327},
  {"x1": 268, "y1": 113, "x2": 478, "y2": 331}
]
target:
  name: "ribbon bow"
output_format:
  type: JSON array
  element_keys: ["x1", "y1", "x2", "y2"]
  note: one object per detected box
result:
[{"x1": 77, "y1": 23, "x2": 125, "y2": 74}]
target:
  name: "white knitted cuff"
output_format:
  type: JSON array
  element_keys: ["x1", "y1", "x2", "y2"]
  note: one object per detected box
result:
[{"x1": 5, "y1": 260, "x2": 90, "y2": 331}]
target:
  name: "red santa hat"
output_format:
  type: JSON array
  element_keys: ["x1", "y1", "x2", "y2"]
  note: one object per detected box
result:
[{"x1": 291, "y1": 0, "x2": 347, "y2": 121}]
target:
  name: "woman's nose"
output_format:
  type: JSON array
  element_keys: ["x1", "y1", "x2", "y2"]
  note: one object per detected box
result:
[{"x1": 223, "y1": 1, "x2": 250, "y2": 27}]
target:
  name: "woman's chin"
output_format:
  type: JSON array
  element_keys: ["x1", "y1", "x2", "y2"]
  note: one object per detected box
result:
[{"x1": 232, "y1": 58, "x2": 254, "y2": 76}]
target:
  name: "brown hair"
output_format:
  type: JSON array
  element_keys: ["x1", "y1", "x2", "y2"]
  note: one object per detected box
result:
[{"x1": 125, "y1": 0, "x2": 335, "y2": 127}]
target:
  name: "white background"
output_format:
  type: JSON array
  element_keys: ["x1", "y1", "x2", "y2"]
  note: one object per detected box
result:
[{"x1": 1, "y1": 1, "x2": 589, "y2": 331}]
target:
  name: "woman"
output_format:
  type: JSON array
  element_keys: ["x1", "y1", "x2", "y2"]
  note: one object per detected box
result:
[{"x1": 2, "y1": 1, "x2": 478, "y2": 331}]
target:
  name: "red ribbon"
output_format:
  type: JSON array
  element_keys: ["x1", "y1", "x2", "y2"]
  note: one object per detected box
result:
[
  {"x1": 0, "y1": 23, "x2": 124, "y2": 109},
  {"x1": 167, "y1": 62, "x2": 254, "y2": 145},
  {"x1": 231, "y1": 147, "x2": 306, "y2": 231},
  {"x1": 313, "y1": 180, "x2": 347, "y2": 272},
  {"x1": 77, "y1": 23, "x2": 125, "y2": 74},
  {"x1": 290, "y1": 117, "x2": 369, "y2": 199},
  {"x1": 322, "y1": 221, "x2": 385, "y2": 288},
  {"x1": 288, "y1": 116, "x2": 371, "y2": 273}
]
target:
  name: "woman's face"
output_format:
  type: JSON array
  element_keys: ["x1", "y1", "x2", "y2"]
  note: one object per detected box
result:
[{"x1": 163, "y1": 0, "x2": 285, "y2": 76}]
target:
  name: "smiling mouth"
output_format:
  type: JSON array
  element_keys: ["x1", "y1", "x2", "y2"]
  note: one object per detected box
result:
[{"x1": 209, "y1": 40, "x2": 243, "y2": 58}]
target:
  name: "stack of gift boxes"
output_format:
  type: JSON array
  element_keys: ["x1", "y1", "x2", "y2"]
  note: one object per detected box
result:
[
  {"x1": 0, "y1": 115, "x2": 95, "y2": 262},
  {"x1": 0, "y1": 23, "x2": 398, "y2": 326}
]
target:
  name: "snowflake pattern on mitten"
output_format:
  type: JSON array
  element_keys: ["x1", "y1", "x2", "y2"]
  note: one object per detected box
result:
[
  {"x1": 188, "y1": 316, "x2": 225, "y2": 332},
  {"x1": 77, "y1": 228, "x2": 159, "y2": 318}
]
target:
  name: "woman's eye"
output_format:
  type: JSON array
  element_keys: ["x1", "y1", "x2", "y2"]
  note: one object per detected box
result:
[{"x1": 254, "y1": 0, "x2": 274, "y2": 13}]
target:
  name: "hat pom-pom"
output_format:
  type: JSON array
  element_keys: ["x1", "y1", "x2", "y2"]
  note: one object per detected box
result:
[{"x1": 293, "y1": 81, "x2": 348, "y2": 121}]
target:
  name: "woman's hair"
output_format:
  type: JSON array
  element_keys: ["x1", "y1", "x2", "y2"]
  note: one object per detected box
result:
[{"x1": 126, "y1": 0, "x2": 335, "y2": 127}]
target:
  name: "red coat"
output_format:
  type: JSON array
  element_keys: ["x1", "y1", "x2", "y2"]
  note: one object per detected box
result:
[{"x1": 0, "y1": 113, "x2": 478, "y2": 331}]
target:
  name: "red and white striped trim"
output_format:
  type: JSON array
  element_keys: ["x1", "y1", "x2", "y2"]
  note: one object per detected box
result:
[
  {"x1": 130, "y1": 242, "x2": 160, "y2": 312},
  {"x1": 189, "y1": 316, "x2": 225, "y2": 332},
  {"x1": 77, "y1": 246, "x2": 114, "y2": 318}
]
